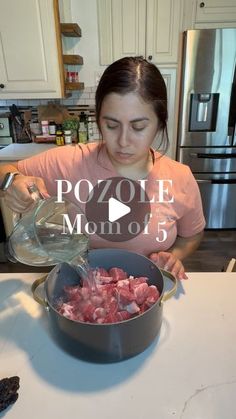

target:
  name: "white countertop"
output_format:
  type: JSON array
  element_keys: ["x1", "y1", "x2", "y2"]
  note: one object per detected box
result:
[
  {"x1": 0, "y1": 143, "x2": 57, "y2": 161},
  {"x1": 1, "y1": 272, "x2": 236, "y2": 419}
]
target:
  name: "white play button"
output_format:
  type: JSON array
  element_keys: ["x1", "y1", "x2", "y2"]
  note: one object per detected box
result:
[
  {"x1": 85, "y1": 177, "x2": 151, "y2": 242},
  {"x1": 108, "y1": 197, "x2": 131, "y2": 222}
]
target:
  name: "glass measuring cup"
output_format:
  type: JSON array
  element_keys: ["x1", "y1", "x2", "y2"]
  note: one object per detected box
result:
[{"x1": 6, "y1": 185, "x2": 89, "y2": 267}]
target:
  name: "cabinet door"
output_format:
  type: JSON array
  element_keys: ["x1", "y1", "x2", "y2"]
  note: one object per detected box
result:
[
  {"x1": 0, "y1": 0, "x2": 62, "y2": 99},
  {"x1": 146, "y1": 0, "x2": 183, "y2": 64},
  {"x1": 97, "y1": 0, "x2": 146, "y2": 64},
  {"x1": 195, "y1": 0, "x2": 236, "y2": 24},
  {"x1": 152, "y1": 68, "x2": 177, "y2": 159},
  {"x1": 112, "y1": 0, "x2": 146, "y2": 61}
]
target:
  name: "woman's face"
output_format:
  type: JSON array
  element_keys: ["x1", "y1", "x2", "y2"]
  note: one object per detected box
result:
[{"x1": 99, "y1": 92, "x2": 159, "y2": 167}]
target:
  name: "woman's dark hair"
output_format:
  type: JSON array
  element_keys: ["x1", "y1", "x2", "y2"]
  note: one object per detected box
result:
[{"x1": 95, "y1": 56, "x2": 169, "y2": 152}]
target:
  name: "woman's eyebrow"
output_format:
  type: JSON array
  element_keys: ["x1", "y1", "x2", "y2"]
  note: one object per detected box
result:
[
  {"x1": 131, "y1": 118, "x2": 149, "y2": 122},
  {"x1": 102, "y1": 116, "x2": 119, "y2": 122},
  {"x1": 102, "y1": 116, "x2": 149, "y2": 122}
]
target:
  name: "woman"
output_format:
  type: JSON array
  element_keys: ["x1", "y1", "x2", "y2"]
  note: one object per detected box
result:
[{"x1": 0, "y1": 57, "x2": 205, "y2": 279}]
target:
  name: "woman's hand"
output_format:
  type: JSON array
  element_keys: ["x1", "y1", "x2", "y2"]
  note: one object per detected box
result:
[
  {"x1": 4, "y1": 174, "x2": 50, "y2": 213},
  {"x1": 149, "y1": 232, "x2": 204, "y2": 279},
  {"x1": 149, "y1": 251, "x2": 188, "y2": 280}
]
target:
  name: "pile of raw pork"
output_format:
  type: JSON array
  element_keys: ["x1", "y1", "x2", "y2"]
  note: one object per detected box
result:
[{"x1": 57, "y1": 267, "x2": 160, "y2": 324}]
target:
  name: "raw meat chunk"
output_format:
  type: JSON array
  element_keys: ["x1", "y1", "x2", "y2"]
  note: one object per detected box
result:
[
  {"x1": 56, "y1": 266, "x2": 160, "y2": 324},
  {"x1": 109, "y1": 267, "x2": 127, "y2": 281}
]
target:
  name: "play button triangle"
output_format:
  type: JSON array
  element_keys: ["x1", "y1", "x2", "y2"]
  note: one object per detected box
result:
[{"x1": 108, "y1": 197, "x2": 131, "y2": 222}]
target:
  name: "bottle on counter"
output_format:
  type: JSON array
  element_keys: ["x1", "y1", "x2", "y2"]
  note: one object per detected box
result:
[
  {"x1": 29, "y1": 120, "x2": 42, "y2": 136},
  {"x1": 41, "y1": 120, "x2": 49, "y2": 136},
  {"x1": 49, "y1": 121, "x2": 56, "y2": 135},
  {"x1": 64, "y1": 129, "x2": 72, "y2": 145},
  {"x1": 87, "y1": 116, "x2": 94, "y2": 141},
  {"x1": 79, "y1": 112, "x2": 88, "y2": 144},
  {"x1": 56, "y1": 124, "x2": 64, "y2": 146}
]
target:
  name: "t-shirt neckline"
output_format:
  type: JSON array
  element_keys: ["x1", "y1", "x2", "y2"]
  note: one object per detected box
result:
[{"x1": 97, "y1": 143, "x2": 161, "y2": 180}]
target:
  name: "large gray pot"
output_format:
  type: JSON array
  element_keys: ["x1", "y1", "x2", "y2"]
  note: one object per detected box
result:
[{"x1": 32, "y1": 249, "x2": 177, "y2": 363}]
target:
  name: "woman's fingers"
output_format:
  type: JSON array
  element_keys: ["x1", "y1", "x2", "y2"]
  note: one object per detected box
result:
[
  {"x1": 33, "y1": 177, "x2": 50, "y2": 199},
  {"x1": 149, "y1": 251, "x2": 188, "y2": 280},
  {"x1": 170, "y1": 259, "x2": 188, "y2": 280},
  {"x1": 4, "y1": 175, "x2": 50, "y2": 213},
  {"x1": 149, "y1": 251, "x2": 172, "y2": 268}
]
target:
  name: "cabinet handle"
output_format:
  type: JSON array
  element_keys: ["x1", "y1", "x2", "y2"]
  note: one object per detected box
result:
[
  {"x1": 148, "y1": 55, "x2": 152, "y2": 61},
  {"x1": 0, "y1": 83, "x2": 5, "y2": 89},
  {"x1": 199, "y1": 2, "x2": 205, "y2": 7}
]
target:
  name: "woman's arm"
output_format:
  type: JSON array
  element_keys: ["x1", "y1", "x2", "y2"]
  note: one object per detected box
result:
[
  {"x1": 149, "y1": 231, "x2": 204, "y2": 280},
  {"x1": 168, "y1": 231, "x2": 204, "y2": 260}
]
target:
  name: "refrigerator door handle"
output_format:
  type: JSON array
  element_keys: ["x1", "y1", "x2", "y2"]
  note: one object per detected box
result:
[
  {"x1": 233, "y1": 122, "x2": 236, "y2": 146},
  {"x1": 196, "y1": 179, "x2": 212, "y2": 183},
  {"x1": 190, "y1": 152, "x2": 236, "y2": 159},
  {"x1": 196, "y1": 179, "x2": 236, "y2": 184}
]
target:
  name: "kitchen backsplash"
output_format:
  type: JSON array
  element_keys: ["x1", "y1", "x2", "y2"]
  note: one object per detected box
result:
[
  {"x1": 0, "y1": 86, "x2": 100, "y2": 142},
  {"x1": 0, "y1": 85, "x2": 96, "y2": 108}
]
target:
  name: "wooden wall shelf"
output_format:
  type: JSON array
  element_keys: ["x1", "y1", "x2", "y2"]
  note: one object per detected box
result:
[
  {"x1": 61, "y1": 23, "x2": 81, "y2": 37},
  {"x1": 65, "y1": 82, "x2": 85, "y2": 90},
  {"x1": 63, "y1": 54, "x2": 83, "y2": 65},
  {"x1": 54, "y1": 1, "x2": 84, "y2": 96}
]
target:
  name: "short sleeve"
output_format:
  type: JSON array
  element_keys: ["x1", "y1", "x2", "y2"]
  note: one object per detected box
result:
[
  {"x1": 17, "y1": 146, "x2": 78, "y2": 197},
  {"x1": 177, "y1": 168, "x2": 206, "y2": 237}
]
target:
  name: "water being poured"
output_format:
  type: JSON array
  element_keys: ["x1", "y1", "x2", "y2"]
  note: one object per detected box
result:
[
  {"x1": 6, "y1": 184, "x2": 98, "y2": 291},
  {"x1": 71, "y1": 252, "x2": 98, "y2": 292}
]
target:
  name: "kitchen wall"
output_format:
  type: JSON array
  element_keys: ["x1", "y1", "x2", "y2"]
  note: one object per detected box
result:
[{"x1": 70, "y1": 0, "x2": 105, "y2": 87}]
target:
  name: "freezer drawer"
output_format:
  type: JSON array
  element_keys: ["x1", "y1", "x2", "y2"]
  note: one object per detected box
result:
[
  {"x1": 197, "y1": 180, "x2": 236, "y2": 229},
  {"x1": 178, "y1": 147, "x2": 236, "y2": 173}
]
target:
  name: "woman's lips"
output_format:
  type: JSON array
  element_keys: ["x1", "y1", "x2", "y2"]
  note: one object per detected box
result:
[{"x1": 116, "y1": 152, "x2": 133, "y2": 159}]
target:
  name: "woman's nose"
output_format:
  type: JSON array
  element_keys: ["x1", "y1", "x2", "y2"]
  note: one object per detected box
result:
[{"x1": 118, "y1": 127, "x2": 129, "y2": 147}]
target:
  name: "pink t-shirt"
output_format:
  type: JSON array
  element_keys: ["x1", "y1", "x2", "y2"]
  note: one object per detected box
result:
[{"x1": 17, "y1": 143, "x2": 205, "y2": 257}]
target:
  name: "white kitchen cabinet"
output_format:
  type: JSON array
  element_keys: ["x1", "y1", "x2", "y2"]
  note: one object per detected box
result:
[
  {"x1": 146, "y1": 0, "x2": 183, "y2": 64},
  {"x1": 0, "y1": 0, "x2": 64, "y2": 99},
  {"x1": 110, "y1": 0, "x2": 146, "y2": 61},
  {"x1": 161, "y1": 69, "x2": 178, "y2": 159},
  {"x1": 195, "y1": 0, "x2": 236, "y2": 23},
  {"x1": 97, "y1": 0, "x2": 146, "y2": 64},
  {"x1": 183, "y1": 0, "x2": 236, "y2": 29},
  {"x1": 97, "y1": 0, "x2": 183, "y2": 65},
  {"x1": 152, "y1": 68, "x2": 178, "y2": 159},
  {"x1": 97, "y1": 0, "x2": 180, "y2": 158}
]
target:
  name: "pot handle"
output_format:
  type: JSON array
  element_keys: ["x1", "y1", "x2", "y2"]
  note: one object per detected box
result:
[
  {"x1": 31, "y1": 275, "x2": 48, "y2": 307},
  {"x1": 160, "y1": 269, "x2": 177, "y2": 302}
]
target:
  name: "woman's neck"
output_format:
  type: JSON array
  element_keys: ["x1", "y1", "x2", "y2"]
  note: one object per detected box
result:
[{"x1": 109, "y1": 150, "x2": 154, "y2": 180}]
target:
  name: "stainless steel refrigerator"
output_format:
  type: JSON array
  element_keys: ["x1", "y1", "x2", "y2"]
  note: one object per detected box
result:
[{"x1": 177, "y1": 28, "x2": 236, "y2": 229}]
